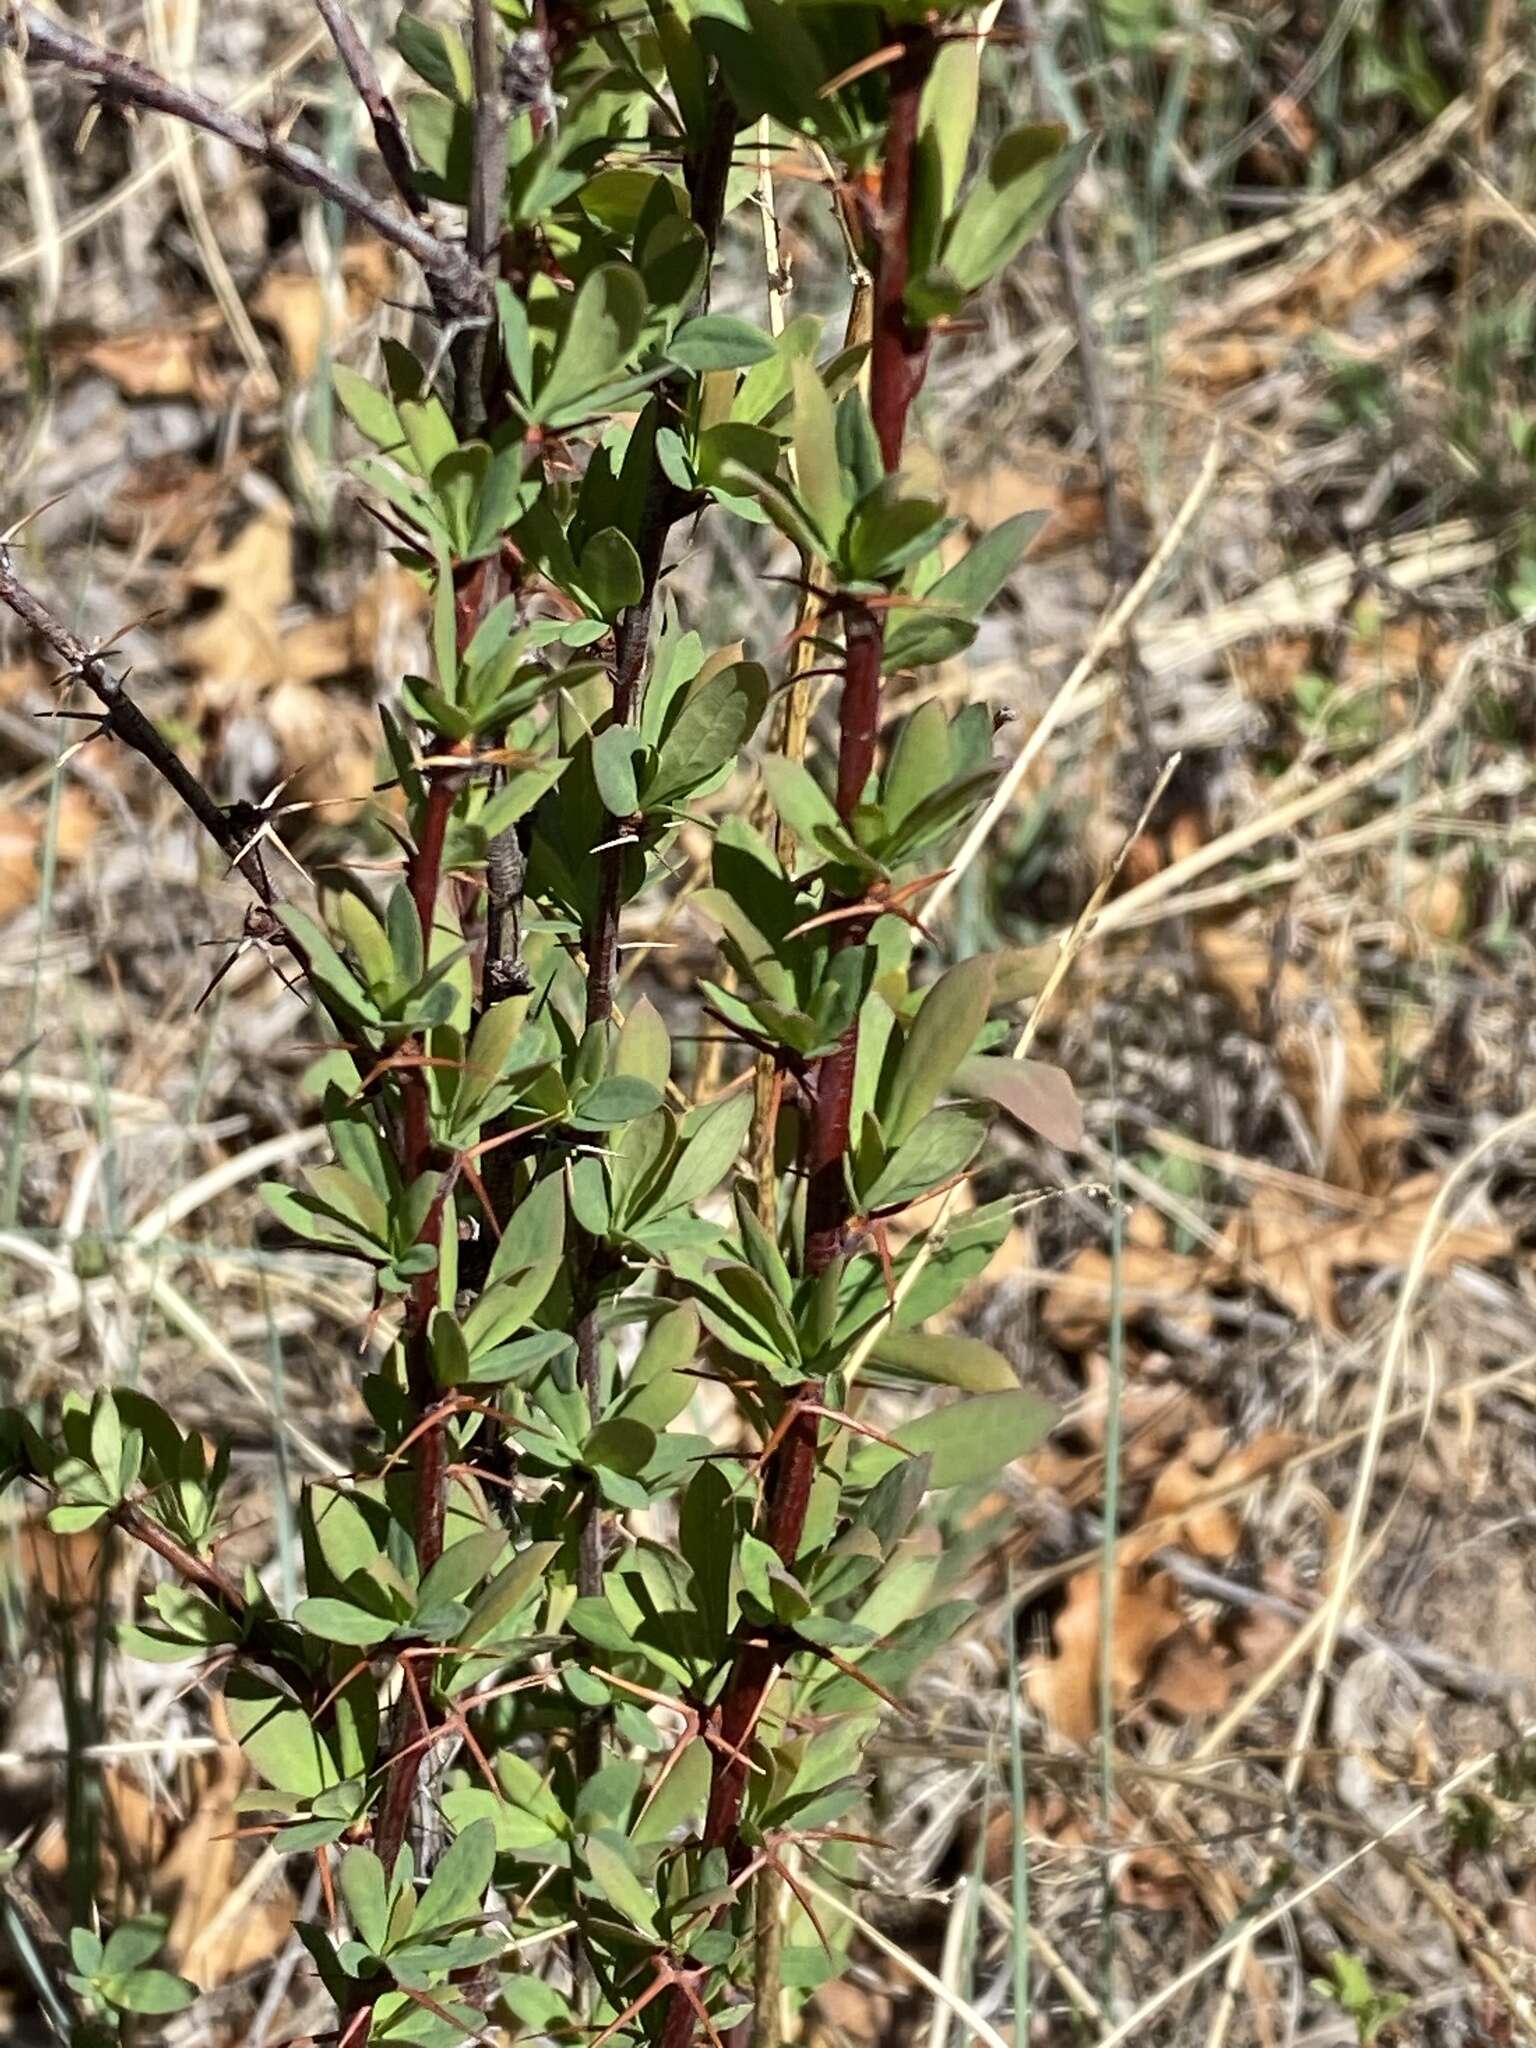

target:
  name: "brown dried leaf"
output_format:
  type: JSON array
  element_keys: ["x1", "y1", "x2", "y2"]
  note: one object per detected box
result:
[
  {"x1": 1028, "y1": 1566, "x2": 1183, "y2": 1745},
  {"x1": 1295, "y1": 232, "x2": 1419, "y2": 323},
  {"x1": 1116, "y1": 1844, "x2": 1194, "y2": 1911},
  {"x1": 0, "y1": 788, "x2": 98, "y2": 921},
  {"x1": 949, "y1": 458, "x2": 1133, "y2": 558},
  {"x1": 1166, "y1": 333, "x2": 1285, "y2": 390},
  {"x1": 10, "y1": 1519, "x2": 107, "y2": 1615},
  {"x1": 1195, "y1": 922, "x2": 1403, "y2": 1190},
  {"x1": 1041, "y1": 1233, "x2": 1209, "y2": 1353},
  {"x1": 1125, "y1": 1427, "x2": 1304, "y2": 1566},
  {"x1": 83, "y1": 326, "x2": 225, "y2": 404},
  {"x1": 252, "y1": 270, "x2": 330, "y2": 382},
  {"x1": 1226, "y1": 1177, "x2": 1509, "y2": 1332},
  {"x1": 156, "y1": 1706, "x2": 295, "y2": 1989},
  {"x1": 810, "y1": 1976, "x2": 891, "y2": 2048},
  {"x1": 1145, "y1": 1621, "x2": 1239, "y2": 1720},
  {"x1": 178, "y1": 505, "x2": 294, "y2": 693}
]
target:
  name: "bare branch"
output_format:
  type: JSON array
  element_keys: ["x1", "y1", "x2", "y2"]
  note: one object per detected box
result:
[
  {"x1": 465, "y1": 0, "x2": 508, "y2": 275},
  {"x1": 5, "y1": 4, "x2": 485, "y2": 314},
  {"x1": 448, "y1": 0, "x2": 511, "y2": 431},
  {"x1": 313, "y1": 0, "x2": 428, "y2": 223},
  {"x1": 0, "y1": 544, "x2": 277, "y2": 900}
]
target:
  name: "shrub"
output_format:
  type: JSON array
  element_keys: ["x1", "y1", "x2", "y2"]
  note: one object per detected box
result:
[{"x1": 0, "y1": 2, "x2": 1078, "y2": 2040}]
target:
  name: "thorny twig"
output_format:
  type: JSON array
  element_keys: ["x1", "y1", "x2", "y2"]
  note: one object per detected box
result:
[
  {"x1": 0, "y1": 547, "x2": 279, "y2": 901},
  {"x1": 314, "y1": 0, "x2": 427, "y2": 222},
  {"x1": 4, "y1": 4, "x2": 486, "y2": 314},
  {"x1": 451, "y1": 0, "x2": 513, "y2": 430}
]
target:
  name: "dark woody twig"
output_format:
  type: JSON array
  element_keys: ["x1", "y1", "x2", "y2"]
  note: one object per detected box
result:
[
  {"x1": 112, "y1": 1504, "x2": 315, "y2": 1698},
  {"x1": 4, "y1": 4, "x2": 486, "y2": 315},
  {"x1": 314, "y1": 0, "x2": 428, "y2": 224},
  {"x1": 0, "y1": 546, "x2": 277, "y2": 903},
  {"x1": 451, "y1": 0, "x2": 511, "y2": 433},
  {"x1": 465, "y1": 0, "x2": 508, "y2": 275}
]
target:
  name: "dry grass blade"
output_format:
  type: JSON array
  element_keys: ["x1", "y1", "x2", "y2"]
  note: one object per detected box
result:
[
  {"x1": 1094, "y1": 616, "x2": 1525, "y2": 941},
  {"x1": 927, "y1": 433, "x2": 1221, "y2": 925},
  {"x1": 793, "y1": 1871, "x2": 1014, "y2": 2048}
]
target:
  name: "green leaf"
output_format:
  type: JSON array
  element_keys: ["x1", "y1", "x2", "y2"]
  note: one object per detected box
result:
[
  {"x1": 274, "y1": 906, "x2": 380, "y2": 1026},
  {"x1": 759, "y1": 756, "x2": 850, "y2": 862},
  {"x1": 717, "y1": 457, "x2": 828, "y2": 559},
  {"x1": 307, "y1": 1484, "x2": 385, "y2": 1590},
  {"x1": 496, "y1": 280, "x2": 534, "y2": 402},
  {"x1": 631, "y1": 1733, "x2": 710, "y2": 1843},
  {"x1": 791, "y1": 356, "x2": 847, "y2": 547},
  {"x1": 483, "y1": 1170, "x2": 567, "y2": 1292},
  {"x1": 413, "y1": 1817, "x2": 496, "y2": 1936},
  {"x1": 501, "y1": 1978, "x2": 577, "y2": 2033},
  {"x1": 679, "y1": 1462, "x2": 735, "y2": 1639},
  {"x1": 891, "y1": 1389, "x2": 1056, "y2": 1488},
  {"x1": 394, "y1": 14, "x2": 472, "y2": 99},
  {"x1": 592, "y1": 723, "x2": 647, "y2": 817},
  {"x1": 102, "y1": 1968, "x2": 196, "y2": 2015},
  {"x1": 302, "y1": 1165, "x2": 389, "y2": 1247},
  {"x1": 861, "y1": 1106, "x2": 987, "y2": 1214},
  {"x1": 536, "y1": 264, "x2": 648, "y2": 425},
  {"x1": 353, "y1": 455, "x2": 452, "y2": 553},
  {"x1": 953, "y1": 1053, "x2": 1083, "y2": 1149},
  {"x1": 584, "y1": 1831, "x2": 659, "y2": 1938},
  {"x1": 657, "y1": 1090, "x2": 753, "y2": 1215},
  {"x1": 615, "y1": 1304, "x2": 699, "y2": 1430},
  {"x1": 89, "y1": 1393, "x2": 122, "y2": 1493},
  {"x1": 939, "y1": 128, "x2": 1092, "y2": 297},
  {"x1": 884, "y1": 956, "x2": 996, "y2": 1146},
  {"x1": 580, "y1": 527, "x2": 645, "y2": 622},
  {"x1": 469, "y1": 443, "x2": 538, "y2": 555},
  {"x1": 333, "y1": 365, "x2": 405, "y2": 453},
  {"x1": 918, "y1": 511, "x2": 1043, "y2": 620},
  {"x1": 881, "y1": 699, "x2": 952, "y2": 828},
  {"x1": 584, "y1": 1417, "x2": 657, "y2": 1479},
  {"x1": 615, "y1": 995, "x2": 670, "y2": 1093},
  {"x1": 70, "y1": 1928, "x2": 104, "y2": 1976},
  {"x1": 920, "y1": 33, "x2": 983, "y2": 221},
  {"x1": 432, "y1": 446, "x2": 489, "y2": 554},
  {"x1": 331, "y1": 889, "x2": 394, "y2": 996},
  {"x1": 400, "y1": 390, "x2": 458, "y2": 482},
  {"x1": 843, "y1": 486, "x2": 954, "y2": 584},
  {"x1": 867, "y1": 1330, "x2": 1017, "y2": 1392},
  {"x1": 101, "y1": 1921, "x2": 168, "y2": 1975},
  {"x1": 416, "y1": 1529, "x2": 509, "y2": 1616},
  {"x1": 571, "y1": 1075, "x2": 663, "y2": 1130},
  {"x1": 669, "y1": 314, "x2": 778, "y2": 371},
  {"x1": 835, "y1": 388, "x2": 884, "y2": 504},
  {"x1": 647, "y1": 661, "x2": 769, "y2": 807},
  {"x1": 722, "y1": 1261, "x2": 802, "y2": 1363},
  {"x1": 48, "y1": 1503, "x2": 107, "y2": 1533},
  {"x1": 463, "y1": 1327, "x2": 574, "y2": 1384},
  {"x1": 224, "y1": 1670, "x2": 337, "y2": 1797},
  {"x1": 294, "y1": 1596, "x2": 395, "y2": 1647},
  {"x1": 340, "y1": 1844, "x2": 390, "y2": 1954},
  {"x1": 458, "y1": 1540, "x2": 559, "y2": 1647},
  {"x1": 453, "y1": 996, "x2": 535, "y2": 1121}
]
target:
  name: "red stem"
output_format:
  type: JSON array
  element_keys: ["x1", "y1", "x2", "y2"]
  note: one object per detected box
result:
[
  {"x1": 660, "y1": 41, "x2": 935, "y2": 2048},
  {"x1": 374, "y1": 563, "x2": 495, "y2": 1872},
  {"x1": 867, "y1": 33, "x2": 932, "y2": 471}
]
